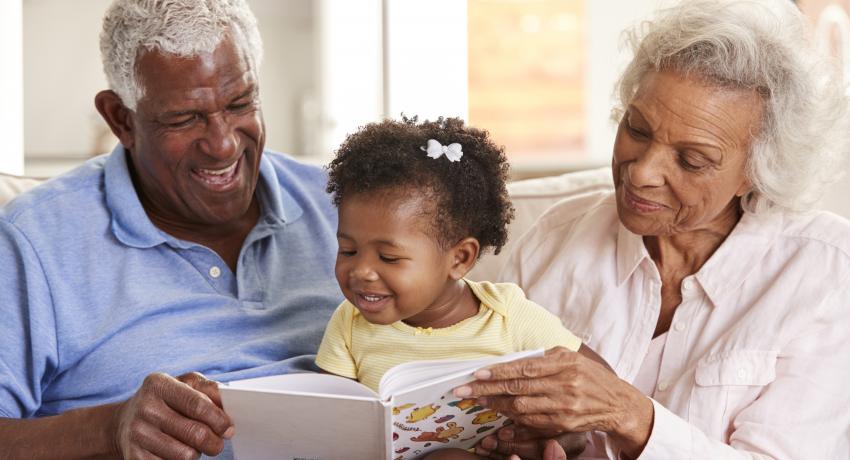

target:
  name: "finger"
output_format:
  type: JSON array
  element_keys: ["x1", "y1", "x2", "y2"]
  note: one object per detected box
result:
[
  {"x1": 179, "y1": 372, "x2": 225, "y2": 409},
  {"x1": 479, "y1": 395, "x2": 571, "y2": 418},
  {"x1": 145, "y1": 403, "x2": 226, "y2": 456},
  {"x1": 483, "y1": 436, "x2": 544, "y2": 458},
  {"x1": 157, "y1": 375, "x2": 233, "y2": 437},
  {"x1": 472, "y1": 348, "x2": 577, "y2": 382},
  {"x1": 543, "y1": 439, "x2": 567, "y2": 460},
  {"x1": 130, "y1": 417, "x2": 201, "y2": 460},
  {"x1": 500, "y1": 425, "x2": 563, "y2": 442}
]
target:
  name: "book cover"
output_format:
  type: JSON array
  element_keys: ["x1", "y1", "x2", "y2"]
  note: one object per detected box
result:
[{"x1": 219, "y1": 349, "x2": 543, "y2": 460}]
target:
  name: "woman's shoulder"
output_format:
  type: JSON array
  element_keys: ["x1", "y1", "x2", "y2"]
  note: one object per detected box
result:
[
  {"x1": 514, "y1": 189, "x2": 618, "y2": 255},
  {"x1": 774, "y1": 210, "x2": 850, "y2": 261}
]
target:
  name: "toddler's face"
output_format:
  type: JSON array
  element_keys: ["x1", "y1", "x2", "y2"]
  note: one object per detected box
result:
[{"x1": 335, "y1": 191, "x2": 459, "y2": 326}]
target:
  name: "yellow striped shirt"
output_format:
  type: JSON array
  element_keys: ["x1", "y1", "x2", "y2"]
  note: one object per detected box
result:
[{"x1": 315, "y1": 279, "x2": 582, "y2": 392}]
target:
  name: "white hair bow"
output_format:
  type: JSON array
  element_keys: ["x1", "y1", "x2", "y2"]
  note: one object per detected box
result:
[{"x1": 420, "y1": 139, "x2": 463, "y2": 162}]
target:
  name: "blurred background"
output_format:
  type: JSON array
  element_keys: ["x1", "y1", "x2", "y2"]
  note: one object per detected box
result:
[{"x1": 0, "y1": 0, "x2": 847, "y2": 188}]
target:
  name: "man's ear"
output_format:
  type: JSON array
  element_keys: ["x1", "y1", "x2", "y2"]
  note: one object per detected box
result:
[
  {"x1": 94, "y1": 90, "x2": 136, "y2": 150},
  {"x1": 448, "y1": 237, "x2": 480, "y2": 280}
]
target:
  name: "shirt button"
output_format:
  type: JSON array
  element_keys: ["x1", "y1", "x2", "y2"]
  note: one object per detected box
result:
[
  {"x1": 737, "y1": 368, "x2": 747, "y2": 381},
  {"x1": 657, "y1": 380, "x2": 669, "y2": 392},
  {"x1": 674, "y1": 321, "x2": 686, "y2": 332},
  {"x1": 682, "y1": 278, "x2": 695, "y2": 291},
  {"x1": 209, "y1": 266, "x2": 222, "y2": 278}
]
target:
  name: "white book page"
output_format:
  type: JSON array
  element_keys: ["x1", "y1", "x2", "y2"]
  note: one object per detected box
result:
[
  {"x1": 220, "y1": 374, "x2": 391, "y2": 459},
  {"x1": 225, "y1": 372, "x2": 379, "y2": 399}
]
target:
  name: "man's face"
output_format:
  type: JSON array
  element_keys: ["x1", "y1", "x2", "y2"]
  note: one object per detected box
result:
[{"x1": 127, "y1": 35, "x2": 265, "y2": 226}]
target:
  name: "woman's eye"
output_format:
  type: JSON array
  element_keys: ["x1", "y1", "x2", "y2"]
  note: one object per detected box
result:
[{"x1": 678, "y1": 153, "x2": 706, "y2": 171}]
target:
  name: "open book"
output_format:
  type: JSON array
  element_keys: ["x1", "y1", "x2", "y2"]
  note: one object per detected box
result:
[{"x1": 219, "y1": 349, "x2": 543, "y2": 460}]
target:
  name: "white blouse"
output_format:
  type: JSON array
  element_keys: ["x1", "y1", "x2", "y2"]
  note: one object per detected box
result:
[{"x1": 499, "y1": 190, "x2": 850, "y2": 459}]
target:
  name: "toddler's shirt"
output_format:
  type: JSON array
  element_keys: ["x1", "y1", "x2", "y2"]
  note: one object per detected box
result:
[{"x1": 315, "y1": 279, "x2": 582, "y2": 391}]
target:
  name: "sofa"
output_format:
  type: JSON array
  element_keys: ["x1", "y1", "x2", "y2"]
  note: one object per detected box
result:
[{"x1": 0, "y1": 167, "x2": 615, "y2": 280}]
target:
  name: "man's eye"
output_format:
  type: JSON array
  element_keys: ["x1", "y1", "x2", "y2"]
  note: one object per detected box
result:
[
  {"x1": 166, "y1": 115, "x2": 198, "y2": 128},
  {"x1": 228, "y1": 100, "x2": 255, "y2": 112}
]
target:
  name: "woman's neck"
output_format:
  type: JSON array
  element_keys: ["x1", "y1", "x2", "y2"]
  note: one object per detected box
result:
[{"x1": 643, "y1": 199, "x2": 742, "y2": 277}]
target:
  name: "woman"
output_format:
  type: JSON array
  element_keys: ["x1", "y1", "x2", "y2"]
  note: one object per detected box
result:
[{"x1": 455, "y1": 0, "x2": 850, "y2": 458}]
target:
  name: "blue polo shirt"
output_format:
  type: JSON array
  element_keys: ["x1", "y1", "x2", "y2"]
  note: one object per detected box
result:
[{"x1": 0, "y1": 146, "x2": 342, "y2": 421}]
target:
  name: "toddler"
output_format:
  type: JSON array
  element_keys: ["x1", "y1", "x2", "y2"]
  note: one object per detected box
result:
[{"x1": 316, "y1": 117, "x2": 584, "y2": 459}]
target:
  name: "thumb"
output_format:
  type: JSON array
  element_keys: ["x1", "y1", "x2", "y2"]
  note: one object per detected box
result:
[{"x1": 544, "y1": 439, "x2": 567, "y2": 460}]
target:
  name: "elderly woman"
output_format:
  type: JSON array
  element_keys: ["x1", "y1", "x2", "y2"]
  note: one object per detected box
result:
[{"x1": 456, "y1": 0, "x2": 850, "y2": 458}]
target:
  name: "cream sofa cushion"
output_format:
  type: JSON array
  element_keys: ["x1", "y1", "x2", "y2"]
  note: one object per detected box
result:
[
  {"x1": 468, "y1": 166, "x2": 613, "y2": 282},
  {"x1": 0, "y1": 173, "x2": 44, "y2": 207}
]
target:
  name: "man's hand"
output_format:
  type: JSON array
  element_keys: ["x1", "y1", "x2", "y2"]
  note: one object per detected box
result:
[{"x1": 113, "y1": 372, "x2": 234, "y2": 459}]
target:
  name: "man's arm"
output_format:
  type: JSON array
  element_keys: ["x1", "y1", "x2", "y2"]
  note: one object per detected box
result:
[{"x1": 0, "y1": 372, "x2": 233, "y2": 460}]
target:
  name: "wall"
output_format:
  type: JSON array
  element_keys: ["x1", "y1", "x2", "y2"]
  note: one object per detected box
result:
[
  {"x1": 0, "y1": 0, "x2": 24, "y2": 175},
  {"x1": 22, "y1": 0, "x2": 317, "y2": 176}
]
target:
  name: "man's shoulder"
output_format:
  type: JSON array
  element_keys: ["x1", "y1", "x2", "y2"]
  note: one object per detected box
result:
[
  {"x1": 262, "y1": 151, "x2": 327, "y2": 189},
  {"x1": 2, "y1": 156, "x2": 108, "y2": 227}
]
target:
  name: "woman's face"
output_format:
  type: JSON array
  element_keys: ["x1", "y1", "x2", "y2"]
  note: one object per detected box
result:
[{"x1": 612, "y1": 70, "x2": 763, "y2": 236}]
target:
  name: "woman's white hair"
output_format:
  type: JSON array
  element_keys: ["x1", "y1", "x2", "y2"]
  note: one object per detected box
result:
[
  {"x1": 615, "y1": 0, "x2": 850, "y2": 213},
  {"x1": 100, "y1": 0, "x2": 263, "y2": 111}
]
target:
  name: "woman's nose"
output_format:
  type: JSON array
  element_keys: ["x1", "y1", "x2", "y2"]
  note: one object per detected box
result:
[{"x1": 628, "y1": 143, "x2": 667, "y2": 188}]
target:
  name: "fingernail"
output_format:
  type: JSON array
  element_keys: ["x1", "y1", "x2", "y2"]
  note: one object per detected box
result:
[
  {"x1": 474, "y1": 369, "x2": 492, "y2": 380},
  {"x1": 454, "y1": 386, "x2": 471, "y2": 397},
  {"x1": 223, "y1": 426, "x2": 235, "y2": 439}
]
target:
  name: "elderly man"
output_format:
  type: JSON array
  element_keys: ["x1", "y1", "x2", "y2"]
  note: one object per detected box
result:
[{"x1": 0, "y1": 1, "x2": 341, "y2": 458}]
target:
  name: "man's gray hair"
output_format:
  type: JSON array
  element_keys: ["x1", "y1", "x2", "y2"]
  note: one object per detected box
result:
[
  {"x1": 100, "y1": 0, "x2": 263, "y2": 111},
  {"x1": 615, "y1": 0, "x2": 849, "y2": 213}
]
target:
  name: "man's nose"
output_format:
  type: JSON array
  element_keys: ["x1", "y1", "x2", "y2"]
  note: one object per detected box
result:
[
  {"x1": 628, "y1": 142, "x2": 667, "y2": 188},
  {"x1": 198, "y1": 113, "x2": 238, "y2": 160}
]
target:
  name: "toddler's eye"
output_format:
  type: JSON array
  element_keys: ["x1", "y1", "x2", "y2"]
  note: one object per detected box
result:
[
  {"x1": 338, "y1": 250, "x2": 356, "y2": 257},
  {"x1": 379, "y1": 255, "x2": 400, "y2": 263}
]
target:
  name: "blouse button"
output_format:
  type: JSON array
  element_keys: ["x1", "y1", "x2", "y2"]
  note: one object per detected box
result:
[
  {"x1": 674, "y1": 321, "x2": 686, "y2": 332},
  {"x1": 682, "y1": 278, "x2": 695, "y2": 292},
  {"x1": 737, "y1": 368, "x2": 747, "y2": 381},
  {"x1": 209, "y1": 266, "x2": 222, "y2": 278},
  {"x1": 657, "y1": 380, "x2": 669, "y2": 392}
]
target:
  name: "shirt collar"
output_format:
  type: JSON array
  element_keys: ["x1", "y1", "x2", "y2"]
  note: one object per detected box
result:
[
  {"x1": 615, "y1": 210, "x2": 785, "y2": 307},
  {"x1": 105, "y1": 145, "x2": 302, "y2": 249},
  {"x1": 616, "y1": 222, "x2": 650, "y2": 285},
  {"x1": 694, "y1": 210, "x2": 784, "y2": 307}
]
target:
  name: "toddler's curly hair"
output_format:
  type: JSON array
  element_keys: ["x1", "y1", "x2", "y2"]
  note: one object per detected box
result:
[{"x1": 326, "y1": 116, "x2": 514, "y2": 257}]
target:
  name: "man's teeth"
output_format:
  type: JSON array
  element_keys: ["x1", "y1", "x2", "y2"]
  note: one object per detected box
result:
[
  {"x1": 363, "y1": 295, "x2": 383, "y2": 302},
  {"x1": 198, "y1": 162, "x2": 238, "y2": 176}
]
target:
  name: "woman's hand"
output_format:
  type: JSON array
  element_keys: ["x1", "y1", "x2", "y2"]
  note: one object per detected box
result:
[
  {"x1": 454, "y1": 346, "x2": 654, "y2": 458},
  {"x1": 474, "y1": 425, "x2": 586, "y2": 460},
  {"x1": 113, "y1": 372, "x2": 234, "y2": 459}
]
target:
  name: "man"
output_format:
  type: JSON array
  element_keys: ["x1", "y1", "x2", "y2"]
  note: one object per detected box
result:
[{"x1": 0, "y1": 1, "x2": 341, "y2": 458}]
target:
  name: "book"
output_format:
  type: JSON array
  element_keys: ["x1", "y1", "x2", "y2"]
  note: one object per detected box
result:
[{"x1": 218, "y1": 349, "x2": 543, "y2": 460}]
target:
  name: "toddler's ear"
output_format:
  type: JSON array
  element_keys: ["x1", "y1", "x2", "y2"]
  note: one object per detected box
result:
[{"x1": 448, "y1": 237, "x2": 480, "y2": 280}]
